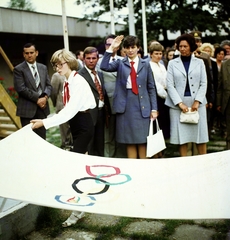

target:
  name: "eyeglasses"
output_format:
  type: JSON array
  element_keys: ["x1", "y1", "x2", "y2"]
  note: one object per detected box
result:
[
  {"x1": 52, "y1": 62, "x2": 67, "y2": 70},
  {"x1": 105, "y1": 43, "x2": 111, "y2": 46}
]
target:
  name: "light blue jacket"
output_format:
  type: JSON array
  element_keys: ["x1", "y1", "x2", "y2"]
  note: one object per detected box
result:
[{"x1": 165, "y1": 54, "x2": 207, "y2": 109}]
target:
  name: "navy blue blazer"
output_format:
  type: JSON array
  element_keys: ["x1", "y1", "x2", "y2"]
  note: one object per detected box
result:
[{"x1": 100, "y1": 51, "x2": 158, "y2": 118}]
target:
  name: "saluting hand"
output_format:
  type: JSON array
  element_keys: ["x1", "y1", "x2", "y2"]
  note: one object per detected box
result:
[{"x1": 109, "y1": 35, "x2": 124, "y2": 52}]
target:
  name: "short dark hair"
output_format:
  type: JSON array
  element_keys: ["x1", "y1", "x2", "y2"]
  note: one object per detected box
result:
[
  {"x1": 75, "y1": 50, "x2": 83, "y2": 57},
  {"x1": 83, "y1": 46, "x2": 99, "y2": 58},
  {"x1": 175, "y1": 34, "x2": 197, "y2": 52},
  {"x1": 214, "y1": 47, "x2": 227, "y2": 58},
  {"x1": 23, "y1": 43, "x2": 36, "y2": 51},
  {"x1": 138, "y1": 46, "x2": 144, "y2": 58},
  {"x1": 104, "y1": 34, "x2": 117, "y2": 44},
  {"x1": 123, "y1": 35, "x2": 140, "y2": 48}
]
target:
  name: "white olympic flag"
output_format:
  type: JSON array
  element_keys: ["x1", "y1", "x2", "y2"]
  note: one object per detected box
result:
[{"x1": 0, "y1": 124, "x2": 229, "y2": 219}]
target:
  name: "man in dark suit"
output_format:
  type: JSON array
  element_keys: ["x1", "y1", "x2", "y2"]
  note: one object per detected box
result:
[
  {"x1": 78, "y1": 47, "x2": 106, "y2": 156},
  {"x1": 216, "y1": 58, "x2": 230, "y2": 149},
  {"x1": 14, "y1": 43, "x2": 52, "y2": 139}
]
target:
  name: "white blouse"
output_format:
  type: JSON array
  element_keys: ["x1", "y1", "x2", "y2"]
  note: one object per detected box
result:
[
  {"x1": 149, "y1": 61, "x2": 167, "y2": 99},
  {"x1": 43, "y1": 70, "x2": 96, "y2": 129}
]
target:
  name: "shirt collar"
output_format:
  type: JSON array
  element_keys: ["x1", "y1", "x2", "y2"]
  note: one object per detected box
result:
[
  {"x1": 27, "y1": 61, "x2": 37, "y2": 68},
  {"x1": 128, "y1": 56, "x2": 139, "y2": 63},
  {"x1": 65, "y1": 70, "x2": 77, "y2": 84},
  {"x1": 85, "y1": 65, "x2": 97, "y2": 75}
]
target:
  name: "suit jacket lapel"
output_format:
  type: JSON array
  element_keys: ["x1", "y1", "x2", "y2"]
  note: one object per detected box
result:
[
  {"x1": 24, "y1": 62, "x2": 37, "y2": 90},
  {"x1": 37, "y1": 63, "x2": 44, "y2": 90},
  {"x1": 137, "y1": 57, "x2": 145, "y2": 74},
  {"x1": 174, "y1": 58, "x2": 187, "y2": 77},
  {"x1": 122, "y1": 58, "x2": 131, "y2": 88},
  {"x1": 123, "y1": 57, "x2": 130, "y2": 69},
  {"x1": 188, "y1": 56, "x2": 200, "y2": 75},
  {"x1": 82, "y1": 67, "x2": 97, "y2": 92}
]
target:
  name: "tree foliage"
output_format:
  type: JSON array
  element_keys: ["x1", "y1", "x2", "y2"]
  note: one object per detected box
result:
[
  {"x1": 7, "y1": 0, "x2": 35, "y2": 11},
  {"x1": 75, "y1": 0, "x2": 229, "y2": 46}
]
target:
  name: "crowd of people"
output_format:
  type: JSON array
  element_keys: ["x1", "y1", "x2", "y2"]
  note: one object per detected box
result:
[
  {"x1": 13, "y1": 33, "x2": 230, "y2": 159},
  {"x1": 13, "y1": 32, "x2": 230, "y2": 226}
]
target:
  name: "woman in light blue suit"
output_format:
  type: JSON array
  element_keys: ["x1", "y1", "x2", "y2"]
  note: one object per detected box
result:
[
  {"x1": 165, "y1": 34, "x2": 208, "y2": 156},
  {"x1": 100, "y1": 35, "x2": 158, "y2": 159}
]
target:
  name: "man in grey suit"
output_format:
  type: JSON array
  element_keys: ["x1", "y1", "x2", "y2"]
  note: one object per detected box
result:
[
  {"x1": 14, "y1": 43, "x2": 52, "y2": 139},
  {"x1": 98, "y1": 34, "x2": 127, "y2": 158},
  {"x1": 50, "y1": 72, "x2": 72, "y2": 149},
  {"x1": 216, "y1": 58, "x2": 230, "y2": 149}
]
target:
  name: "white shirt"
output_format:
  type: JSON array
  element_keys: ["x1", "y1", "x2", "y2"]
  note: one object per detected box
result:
[
  {"x1": 150, "y1": 61, "x2": 168, "y2": 99},
  {"x1": 126, "y1": 56, "x2": 139, "y2": 89},
  {"x1": 43, "y1": 70, "x2": 96, "y2": 129}
]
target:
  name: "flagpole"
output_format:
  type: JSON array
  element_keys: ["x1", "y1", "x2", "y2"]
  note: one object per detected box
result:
[
  {"x1": 110, "y1": 0, "x2": 115, "y2": 34},
  {"x1": 128, "y1": 0, "x2": 135, "y2": 35},
  {"x1": 141, "y1": 0, "x2": 148, "y2": 55},
  {"x1": 61, "y1": 0, "x2": 69, "y2": 50}
]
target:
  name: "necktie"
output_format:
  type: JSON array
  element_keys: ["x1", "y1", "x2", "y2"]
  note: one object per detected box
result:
[
  {"x1": 91, "y1": 70, "x2": 104, "y2": 101},
  {"x1": 63, "y1": 81, "x2": 70, "y2": 105},
  {"x1": 32, "y1": 65, "x2": 42, "y2": 95},
  {"x1": 130, "y1": 61, "x2": 138, "y2": 94}
]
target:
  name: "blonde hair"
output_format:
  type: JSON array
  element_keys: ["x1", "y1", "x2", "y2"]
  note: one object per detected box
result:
[
  {"x1": 50, "y1": 49, "x2": 78, "y2": 71},
  {"x1": 200, "y1": 43, "x2": 215, "y2": 57}
]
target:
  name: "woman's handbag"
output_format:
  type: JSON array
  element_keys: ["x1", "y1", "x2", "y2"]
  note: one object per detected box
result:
[
  {"x1": 180, "y1": 108, "x2": 199, "y2": 124},
  {"x1": 146, "y1": 119, "x2": 166, "y2": 158}
]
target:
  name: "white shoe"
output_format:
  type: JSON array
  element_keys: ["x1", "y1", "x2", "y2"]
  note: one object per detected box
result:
[{"x1": 62, "y1": 212, "x2": 85, "y2": 227}]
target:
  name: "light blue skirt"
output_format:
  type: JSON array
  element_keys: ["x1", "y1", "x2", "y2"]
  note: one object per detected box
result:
[{"x1": 169, "y1": 96, "x2": 209, "y2": 144}]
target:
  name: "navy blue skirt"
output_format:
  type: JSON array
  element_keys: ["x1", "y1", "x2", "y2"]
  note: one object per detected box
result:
[{"x1": 116, "y1": 90, "x2": 150, "y2": 144}]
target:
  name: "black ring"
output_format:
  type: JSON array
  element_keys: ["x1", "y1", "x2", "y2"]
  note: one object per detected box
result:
[{"x1": 72, "y1": 177, "x2": 110, "y2": 195}]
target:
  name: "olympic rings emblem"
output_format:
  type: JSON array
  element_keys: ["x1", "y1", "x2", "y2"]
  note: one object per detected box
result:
[{"x1": 54, "y1": 165, "x2": 132, "y2": 207}]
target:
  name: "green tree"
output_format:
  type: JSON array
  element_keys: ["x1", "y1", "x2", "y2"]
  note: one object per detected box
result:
[
  {"x1": 7, "y1": 0, "x2": 35, "y2": 11},
  {"x1": 75, "y1": 0, "x2": 229, "y2": 46}
]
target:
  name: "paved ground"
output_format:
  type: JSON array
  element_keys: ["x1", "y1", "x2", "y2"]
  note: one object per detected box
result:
[{"x1": 25, "y1": 212, "x2": 229, "y2": 240}]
